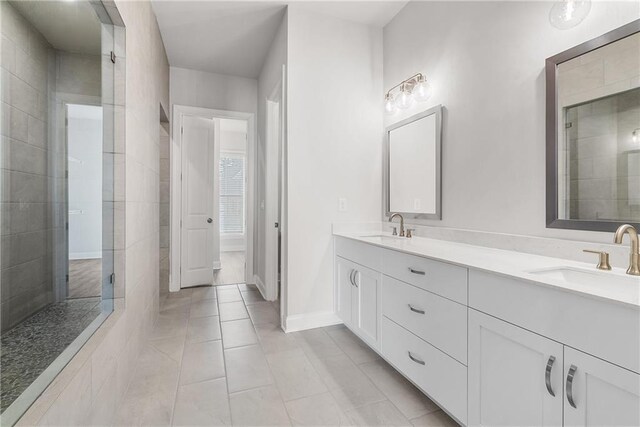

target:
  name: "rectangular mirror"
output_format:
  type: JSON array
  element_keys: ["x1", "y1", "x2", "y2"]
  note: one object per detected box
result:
[
  {"x1": 546, "y1": 19, "x2": 640, "y2": 232},
  {"x1": 385, "y1": 105, "x2": 442, "y2": 220}
]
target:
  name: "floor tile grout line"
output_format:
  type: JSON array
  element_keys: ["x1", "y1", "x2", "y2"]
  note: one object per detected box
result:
[
  {"x1": 167, "y1": 289, "x2": 191, "y2": 427},
  {"x1": 213, "y1": 285, "x2": 235, "y2": 426},
  {"x1": 324, "y1": 327, "x2": 434, "y2": 422}
]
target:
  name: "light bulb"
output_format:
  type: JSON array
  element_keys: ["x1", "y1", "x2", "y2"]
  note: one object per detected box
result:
[
  {"x1": 396, "y1": 85, "x2": 414, "y2": 110},
  {"x1": 549, "y1": 0, "x2": 591, "y2": 30},
  {"x1": 413, "y1": 76, "x2": 432, "y2": 103},
  {"x1": 384, "y1": 93, "x2": 396, "y2": 115}
]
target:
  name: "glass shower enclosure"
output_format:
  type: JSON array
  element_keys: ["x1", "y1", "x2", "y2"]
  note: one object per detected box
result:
[{"x1": 0, "y1": 0, "x2": 124, "y2": 423}]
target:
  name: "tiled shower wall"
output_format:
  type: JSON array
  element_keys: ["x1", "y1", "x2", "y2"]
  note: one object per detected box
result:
[
  {"x1": 1, "y1": 0, "x2": 104, "y2": 332},
  {"x1": 1, "y1": 1, "x2": 53, "y2": 331}
]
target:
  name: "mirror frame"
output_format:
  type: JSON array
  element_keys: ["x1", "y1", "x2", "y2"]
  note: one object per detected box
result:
[
  {"x1": 545, "y1": 19, "x2": 640, "y2": 232},
  {"x1": 384, "y1": 105, "x2": 443, "y2": 220}
]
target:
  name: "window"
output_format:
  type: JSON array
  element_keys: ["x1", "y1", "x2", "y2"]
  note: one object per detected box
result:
[{"x1": 219, "y1": 153, "x2": 245, "y2": 234}]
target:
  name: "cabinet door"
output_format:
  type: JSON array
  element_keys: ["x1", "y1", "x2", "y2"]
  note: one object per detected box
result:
[
  {"x1": 335, "y1": 257, "x2": 355, "y2": 327},
  {"x1": 352, "y1": 265, "x2": 380, "y2": 349},
  {"x1": 564, "y1": 347, "x2": 640, "y2": 427},
  {"x1": 468, "y1": 310, "x2": 563, "y2": 426}
]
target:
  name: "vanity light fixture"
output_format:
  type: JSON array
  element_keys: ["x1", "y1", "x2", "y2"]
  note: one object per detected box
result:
[
  {"x1": 384, "y1": 73, "x2": 432, "y2": 115},
  {"x1": 633, "y1": 128, "x2": 640, "y2": 144},
  {"x1": 549, "y1": 0, "x2": 591, "y2": 30}
]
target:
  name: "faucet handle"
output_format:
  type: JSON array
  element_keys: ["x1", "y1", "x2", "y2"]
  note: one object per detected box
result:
[
  {"x1": 583, "y1": 249, "x2": 612, "y2": 271},
  {"x1": 389, "y1": 226, "x2": 398, "y2": 236},
  {"x1": 406, "y1": 228, "x2": 415, "y2": 238}
]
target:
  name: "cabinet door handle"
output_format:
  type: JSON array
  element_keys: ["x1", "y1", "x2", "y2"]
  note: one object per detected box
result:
[
  {"x1": 349, "y1": 270, "x2": 355, "y2": 286},
  {"x1": 408, "y1": 267, "x2": 425, "y2": 275},
  {"x1": 566, "y1": 364, "x2": 577, "y2": 409},
  {"x1": 353, "y1": 270, "x2": 359, "y2": 287},
  {"x1": 408, "y1": 304, "x2": 425, "y2": 315},
  {"x1": 545, "y1": 355, "x2": 556, "y2": 397},
  {"x1": 408, "y1": 351, "x2": 425, "y2": 365}
]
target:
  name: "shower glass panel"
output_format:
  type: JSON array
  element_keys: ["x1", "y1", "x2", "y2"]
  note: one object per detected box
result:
[{"x1": 0, "y1": 0, "x2": 123, "y2": 423}]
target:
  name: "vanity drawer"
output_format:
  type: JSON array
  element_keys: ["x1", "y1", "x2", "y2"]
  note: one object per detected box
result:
[
  {"x1": 382, "y1": 249, "x2": 468, "y2": 304},
  {"x1": 381, "y1": 317, "x2": 467, "y2": 425},
  {"x1": 335, "y1": 237, "x2": 382, "y2": 271},
  {"x1": 382, "y1": 276, "x2": 467, "y2": 364}
]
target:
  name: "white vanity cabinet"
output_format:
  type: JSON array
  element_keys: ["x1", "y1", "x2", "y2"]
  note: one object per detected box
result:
[
  {"x1": 468, "y1": 310, "x2": 564, "y2": 426},
  {"x1": 335, "y1": 256, "x2": 381, "y2": 349},
  {"x1": 564, "y1": 347, "x2": 640, "y2": 426},
  {"x1": 333, "y1": 235, "x2": 639, "y2": 427},
  {"x1": 334, "y1": 236, "x2": 469, "y2": 425}
]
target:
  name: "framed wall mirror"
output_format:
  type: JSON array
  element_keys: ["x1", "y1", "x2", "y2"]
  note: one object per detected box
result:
[
  {"x1": 384, "y1": 105, "x2": 442, "y2": 220},
  {"x1": 546, "y1": 19, "x2": 640, "y2": 232}
]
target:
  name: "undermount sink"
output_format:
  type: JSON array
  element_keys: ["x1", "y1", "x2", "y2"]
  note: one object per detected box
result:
[
  {"x1": 527, "y1": 267, "x2": 638, "y2": 288},
  {"x1": 360, "y1": 234, "x2": 406, "y2": 244}
]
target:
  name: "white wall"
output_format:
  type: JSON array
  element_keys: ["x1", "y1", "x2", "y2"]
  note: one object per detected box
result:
[
  {"x1": 285, "y1": 6, "x2": 383, "y2": 325},
  {"x1": 256, "y1": 11, "x2": 287, "y2": 288},
  {"x1": 170, "y1": 67, "x2": 257, "y2": 114},
  {"x1": 68, "y1": 105, "x2": 103, "y2": 259},
  {"x1": 383, "y1": 1, "x2": 640, "y2": 245}
]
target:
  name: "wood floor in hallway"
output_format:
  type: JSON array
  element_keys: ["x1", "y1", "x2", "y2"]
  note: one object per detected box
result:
[{"x1": 114, "y1": 284, "x2": 458, "y2": 426}]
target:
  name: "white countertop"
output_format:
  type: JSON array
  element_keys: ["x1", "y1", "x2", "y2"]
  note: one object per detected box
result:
[{"x1": 334, "y1": 231, "x2": 640, "y2": 309}]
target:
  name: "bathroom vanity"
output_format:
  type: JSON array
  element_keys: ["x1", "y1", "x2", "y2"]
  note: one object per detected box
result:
[{"x1": 333, "y1": 232, "x2": 640, "y2": 426}]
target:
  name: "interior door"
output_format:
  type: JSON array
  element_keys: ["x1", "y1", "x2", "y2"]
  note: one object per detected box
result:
[
  {"x1": 468, "y1": 309, "x2": 564, "y2": 426},
  {"x1": 265, "y1": 88, "x2": 282, "y2": 301},
  {"x1": 181, "y1": 114, "x2": 216, "y2": 288},
  {"x1": 564, "y1": 347, "x2": 640, "y2": 426}
]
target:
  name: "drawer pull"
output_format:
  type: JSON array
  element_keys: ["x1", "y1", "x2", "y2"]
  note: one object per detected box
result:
[
  {"x1": 566, "y1": 364, "x2": 577, "y2": 409},
  {"x1": 408, "y1": 351, "x2": 425, "y2": 365},
  {"x1": 408, "y1": 267, "x2": 425, "y2": 275},
  {"x1": 545, "y1": 355, "x2": 556, "y2": 397},
  {"x1": 408, "y1": 304, "x2": 425, "y2": 315}
]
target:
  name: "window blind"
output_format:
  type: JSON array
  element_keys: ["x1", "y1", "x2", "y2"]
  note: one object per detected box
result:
[{"x1": 219, "y1": 155, "x2": 245, "y2": 234}]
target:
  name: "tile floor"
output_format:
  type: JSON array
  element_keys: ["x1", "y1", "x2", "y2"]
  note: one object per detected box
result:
[{"x1": 115, "y1": 284, "x2": 459, "y2": 426}]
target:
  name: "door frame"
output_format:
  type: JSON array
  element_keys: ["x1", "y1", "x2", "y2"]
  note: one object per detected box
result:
[{"x1": 171, "y1": 105, "x2": 256, "y2": 291}]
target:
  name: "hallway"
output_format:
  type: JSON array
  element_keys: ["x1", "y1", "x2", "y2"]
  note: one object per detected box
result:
[{"x1": 115, "y1": 285, "x2": 457, "y2": 426}]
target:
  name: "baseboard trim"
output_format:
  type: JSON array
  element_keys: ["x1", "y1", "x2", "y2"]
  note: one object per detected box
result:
[
  {"x1": 254, "y1": 275, "x2": 266, "y2": 298},
  {"x1": 284, "y1": 311, "x2": 342, "y2": 333},
  {"x1": 69, "y1": 252, "x2": 102, "y2": 260}
]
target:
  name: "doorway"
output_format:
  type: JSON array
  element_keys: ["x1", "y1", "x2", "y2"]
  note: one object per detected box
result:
[
  {"x1": 66, "y1": 103, "x2": 103, "y2": 300},
  {"x1": 217, "y1": 119, "x2": 249, "y2": 285},
  {"x1": 171, "y1": 106, "x2": 256, "y2": 291}
]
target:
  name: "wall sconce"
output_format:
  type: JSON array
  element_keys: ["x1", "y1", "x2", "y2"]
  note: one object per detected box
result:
[
  {"x1": 384, "y1": 73, "x2": 432, "y2": 115},
  {"x1": 549, "y1": 0, "x2": 591, "y2": 30},
  {"x1": 633, "y1": 128, "x2": 640, "y2": 144}
]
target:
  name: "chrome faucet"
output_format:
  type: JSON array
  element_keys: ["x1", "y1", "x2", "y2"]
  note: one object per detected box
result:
[
  {"x1": 389, "y1": 213, "x2": 405, "y2": 237},
  {"x1": 614, "y1": 224, "x2": 640, "y2": 276}
]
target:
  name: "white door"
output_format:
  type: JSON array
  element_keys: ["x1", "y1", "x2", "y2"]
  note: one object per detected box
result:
[
  {"x1": 468, "y1": 310, "x2": 563, "y2": 427},
  {"x1": 181, "y1": 115, "x2": 216, "y2": 288},
  {"x1": 564, "y1": 347, "x2": 640, "y2": 426},
  {"x1": 265, "y1": 84, "x2": 282, "y2": 301},
  {"x1": 335, "y1": 257, "x2": 354, "y2": 327},
  {"x1": 352, "y1": 265, "x2": 380, "y2": 349}
]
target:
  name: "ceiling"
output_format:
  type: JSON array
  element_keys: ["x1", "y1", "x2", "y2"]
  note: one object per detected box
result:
[
  {"x1": 9, "y1": 0, "x2": 102, "y2": 55},
  {"x1": 151, "y1": 1, "x2": 407, "y2": 79}
]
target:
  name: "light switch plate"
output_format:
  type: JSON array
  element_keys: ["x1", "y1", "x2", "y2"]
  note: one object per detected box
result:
[{"x1": 338, "y1": 198, "x2": 348, "y2": 212}]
